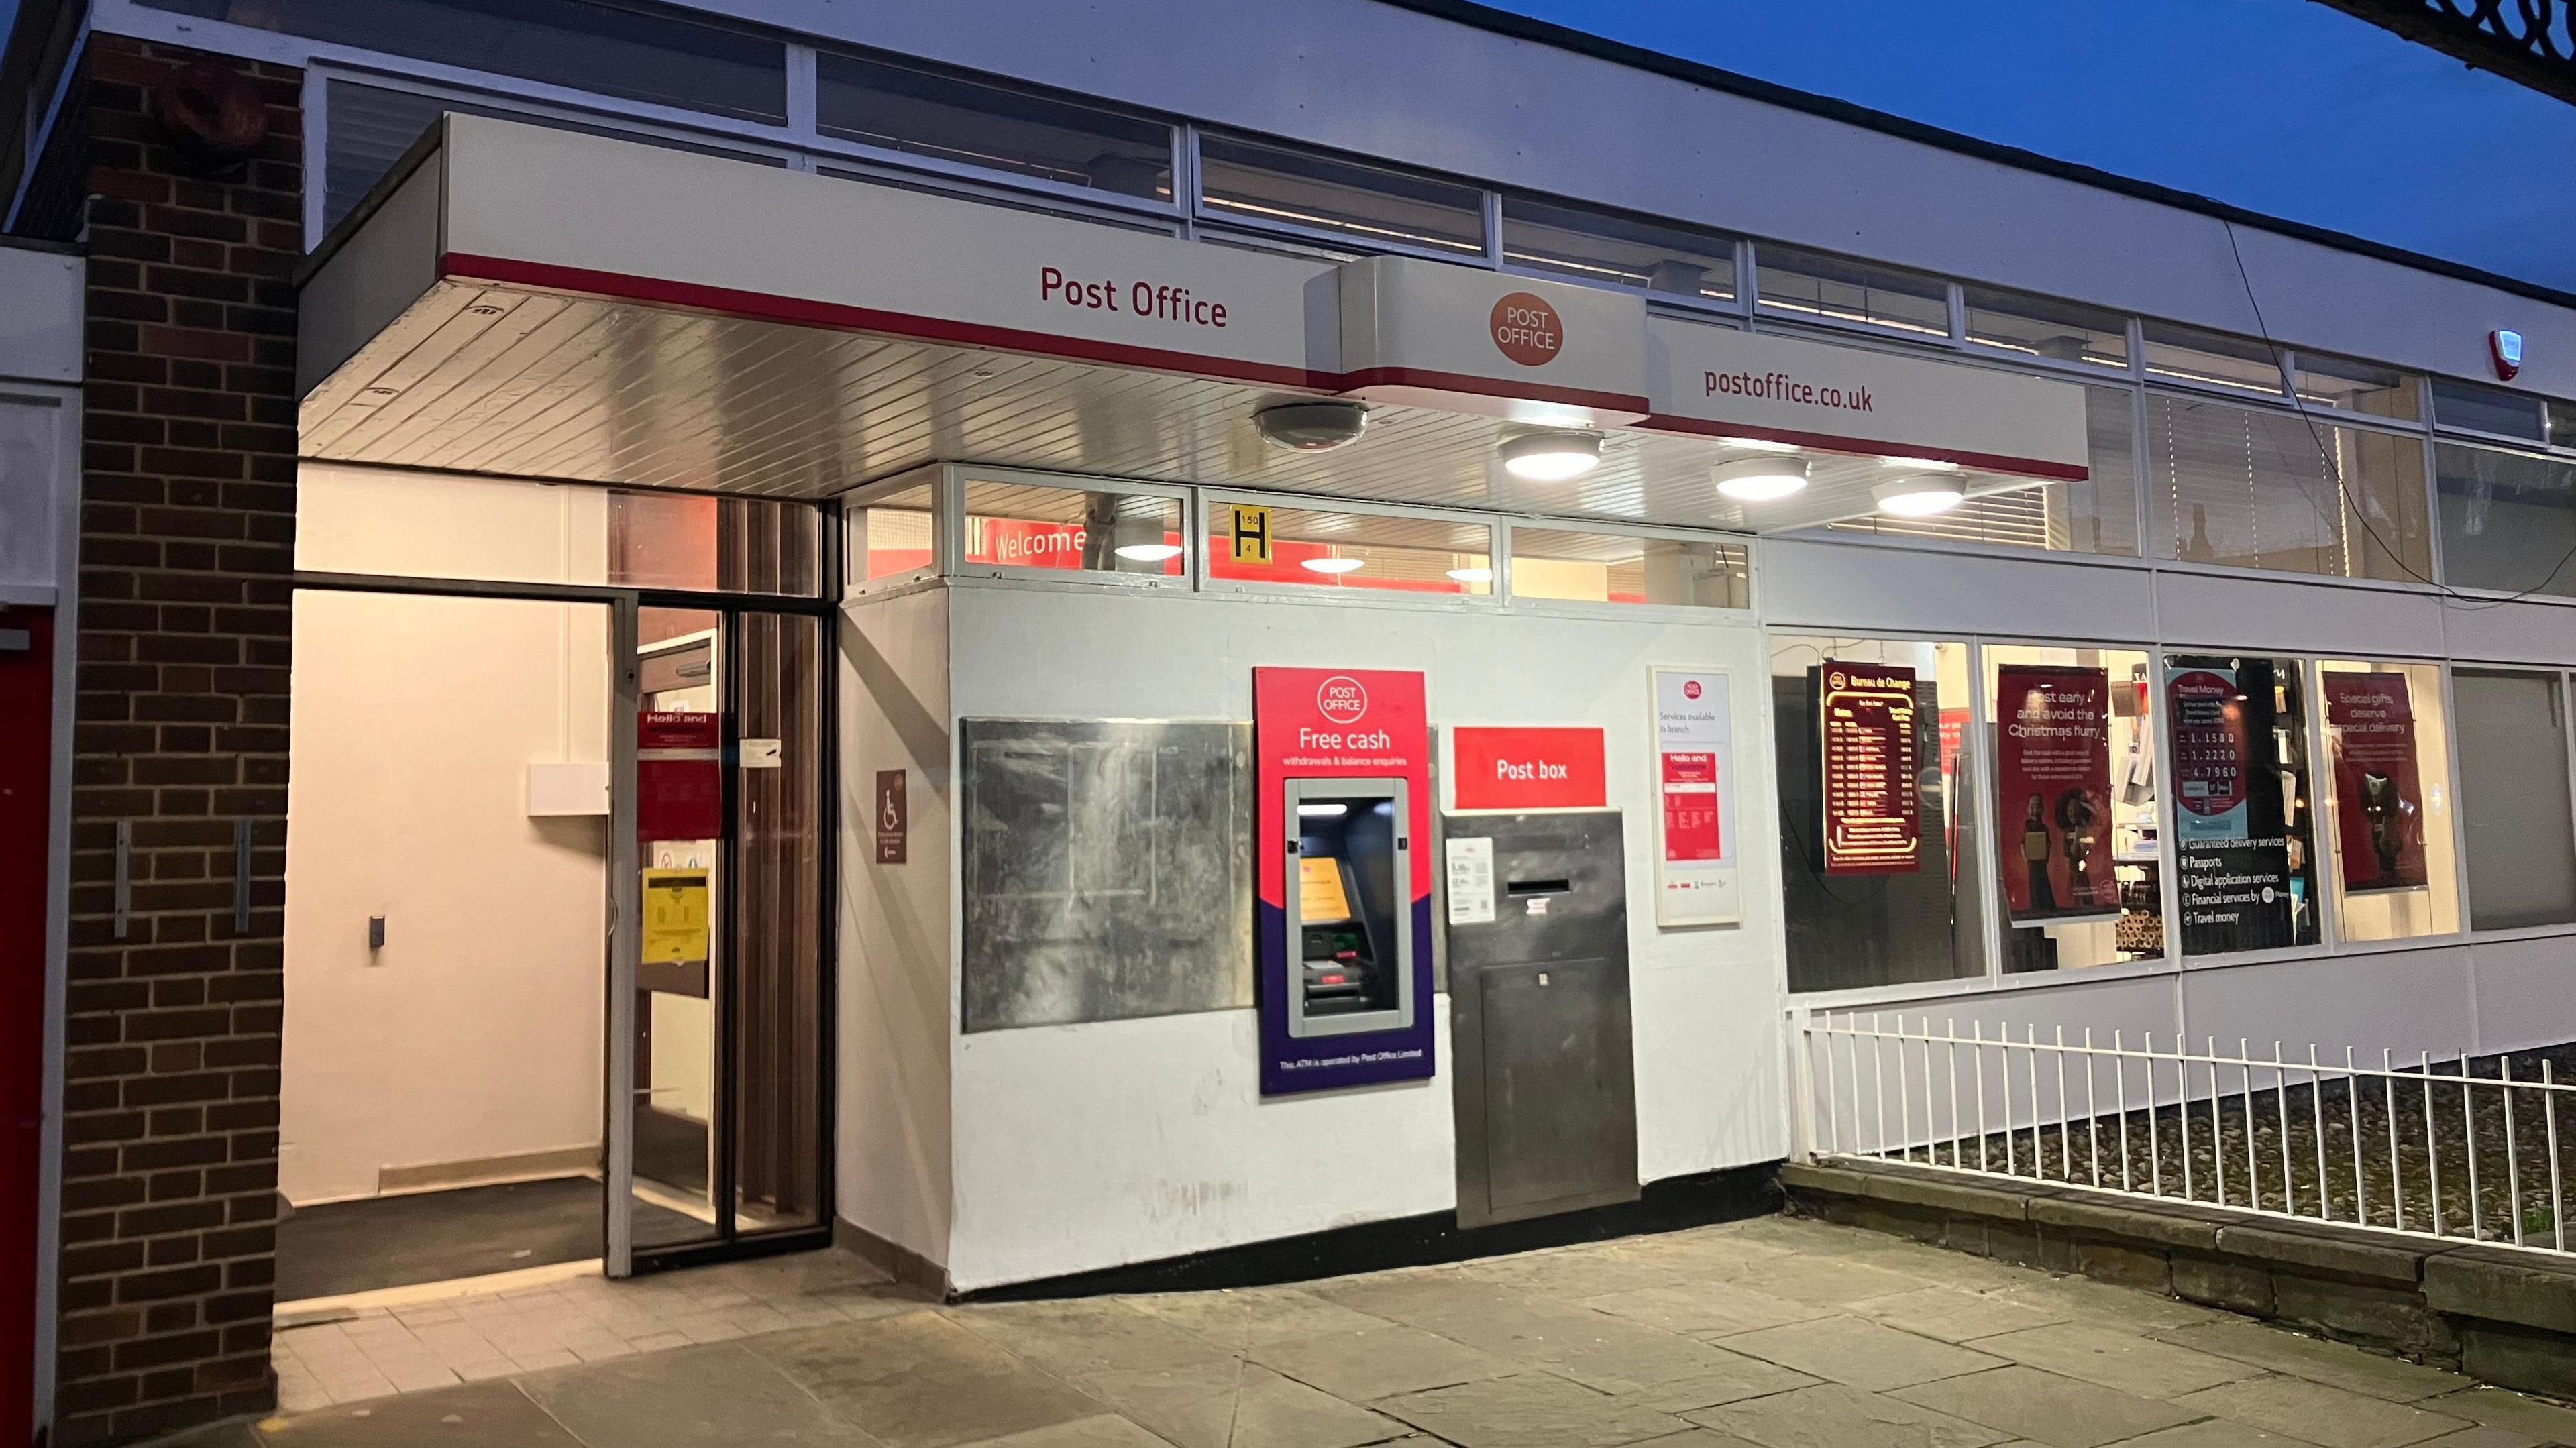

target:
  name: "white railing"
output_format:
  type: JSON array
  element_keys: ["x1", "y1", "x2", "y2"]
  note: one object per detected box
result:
[{"x1": 1796, "y1": 1013, "x2": 2576, "y2": 1258}]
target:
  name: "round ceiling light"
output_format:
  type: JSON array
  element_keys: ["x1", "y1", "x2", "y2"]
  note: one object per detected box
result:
[
  {"x1": 1301, "y1": 555, "x2": 1366, "y2": 574},
  {"x1": 1879, "y1": 455, "x2": 1961, "y2": 473},
  {"x1": 1497, "y1": 430, "x2": 1603, "y2": 482},
  {"x1": 1874, "y1": 476, "x2": 1966, "y2": 518},
  {"x1": 1713, "y1": 456, "x2": 1809, "y2": 503},
  {"x1": 1254, "y1": 400, "x2": 1370, "y2": 452},
  {"x1": 1717, "y1": 436, "x2": 1801, "y2": 454},
  {"x1": 1445, "y1": 565, "x2": 1494, "y2": 583},
  {"x1": 1112, "y1": 542, "x2": 1185, "y2": 563}
]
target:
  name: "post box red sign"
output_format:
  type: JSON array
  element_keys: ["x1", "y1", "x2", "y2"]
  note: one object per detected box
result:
[{"x1": 1451, "y1": 726, "x2": 1606, "y2": 811}]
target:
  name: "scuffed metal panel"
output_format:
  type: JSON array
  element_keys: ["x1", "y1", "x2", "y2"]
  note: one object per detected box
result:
[{"x1": 961, "y1": 719, "x2": 1252, "y2": 1031}]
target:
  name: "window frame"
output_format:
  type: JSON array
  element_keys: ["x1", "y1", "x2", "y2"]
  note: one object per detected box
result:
[
  {"x1": 1501, "y1": 516, "x2": 1757, "y2": 621},
  {"x1": 1495, "y1": 192, "x2": 1746, "y2": 319},
  {"x1": 1751, "y1": 241, "x2": 1955, "y2": 344},
  {"x1": 947, "y1": 465, "x2": 1194, "y2": 593},
  {"x1": 841, "y1": 466, "x2": 945, "y2": 600},
  {"x1": 1190, "y1": 130, "x2": 1489, "y2": 263},
  {"x1": 1194, "y1": 486, "x2": 1503, "y2": 607},
  {"x1": 2450, "y1": 665, "x2": 2576, "y2": 939}
]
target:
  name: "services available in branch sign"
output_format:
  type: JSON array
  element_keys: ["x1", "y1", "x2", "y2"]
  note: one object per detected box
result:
[
  {"x1": 1817, "y1": 663, "x2": 1919, "y2": 875},
  {"x1": 1995, "y1": 665, "x2": 2116, "y2": 921},
  {"x1": 1650, "y1": 668, "x2": 1739, "y2": 926}
]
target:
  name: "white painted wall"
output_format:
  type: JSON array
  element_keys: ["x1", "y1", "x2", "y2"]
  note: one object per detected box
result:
[
  {"x1": 280, "y1": 589, "x2": 610, "y2": 1203},
  {"x1": 836, "y1": 586, "x2": 955, "y2": 1267},
  {"x1": 930, "y1": 579, "x2": 1782, "y2": 1290}
]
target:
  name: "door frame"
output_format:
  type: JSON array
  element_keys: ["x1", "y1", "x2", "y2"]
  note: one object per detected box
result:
[{"x1": 288, "y1": 569, "x2": 839, "y2": 1280}]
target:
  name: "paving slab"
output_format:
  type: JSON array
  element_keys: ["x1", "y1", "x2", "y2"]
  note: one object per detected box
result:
[
  {"x1": 2174, "y1": 1376, "x2": 2471, "y2": 1448},
  {"x1": 1375, "y1": 1370, "x2": 1692, "y2": 1448},
  {"x1": 2411, "y1": 1427, "x2": 2549, "y2": 1447},
  {"x1": 1463, "y1": 1247, "x2": 1684, "y2": 1300},
  {"x1": 1715, "y1": 1315, "x2": 2006, "y2": 1392},
  {"x1": 1577, "y1": 1280, "x2": 1835, "y2": 1337},
  {"x1": 955, "y1": 1417, "x2": 1171, "y2": 1448},
  {"x1": 254, "y1": 1381, "x2": 583, "y2": 1448},
  {"x1": 514, "y1": 1343, "x2": 881, "y2": 1448},
  {"x1": 1850, "y1": 1286, "x2": 2070, "y2": 1343},
  {"x1": 2416, "y1": 1388, "x2": 2576, "y2": 1445},
  {"x1": 1606, "y1": 1344, "x2": 1817, "y2": 1414},
  {"x1": 743, "y1": 1313, "x2": 1104, "y2": 1448},
  {"x1": 1731, "y1": 1255, "x2": 1933, "y2": 1307},
  {"x1": 2112, "y1": 1422, "x2": 2324, "y2": 1445},
  {"x1": 947, "y1": 1298, "x2": 1238, "y2": 1378},
  {"x1": 1689, "y1": 1381, "x2": 2012, "y2": 1448},
  {"x1": 1071, "y1": 1359, "x2": 1408, "y2": 1448},
  {"x1": 1890, "y1": 1365, "x2": 2200, "y2": 1448},
  {"x1": 1971, "y1": 1321, "x2": 2265, "y2": 1398},
  {"x1": 2150, "y1": 1320, "x2": 2468, "y2": 1403},
  {"x1": 1122, "y1": 1286, "x2": 1387, "y2": 1351},
  {"x1": 1248, "y1": 1321, "x2": 1517, "y2": 1402}
]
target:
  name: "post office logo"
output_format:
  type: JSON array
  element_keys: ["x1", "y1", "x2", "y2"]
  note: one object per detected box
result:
[
  {"x1": 1490, "y1": 292, "x2": 1564, "y2": 368},
  {"x1": 1316, "y1": 675, "x2": 1369, "y2": 724}
]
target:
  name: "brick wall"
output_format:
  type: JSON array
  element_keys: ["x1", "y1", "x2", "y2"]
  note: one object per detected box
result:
[{"x1": 56, "y1": 34, "x2": 300, "y2": 1447}]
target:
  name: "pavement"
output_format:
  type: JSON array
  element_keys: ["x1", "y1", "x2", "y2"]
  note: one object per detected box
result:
[{"x1": 166, "y1": 1213, "x2": 2576, "y2": 1448}]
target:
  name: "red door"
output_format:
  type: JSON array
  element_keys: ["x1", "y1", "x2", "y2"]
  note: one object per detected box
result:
[{"x1": 0, "y1": 606, "x2": 54, "y2": 1440}]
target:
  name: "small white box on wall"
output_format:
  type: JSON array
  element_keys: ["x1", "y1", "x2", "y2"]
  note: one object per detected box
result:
[{"x1": 526, "y1": 761, "x2": 610, "y2": 816}]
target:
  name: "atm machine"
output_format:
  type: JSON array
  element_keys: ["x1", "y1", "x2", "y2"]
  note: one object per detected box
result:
[
  {"x1": 1285, "y1": 777, "x2": 1414, "y2": 1037},
  {"x1": 1442, "y1": 810, "x2": 1637, "y2": 1228}
]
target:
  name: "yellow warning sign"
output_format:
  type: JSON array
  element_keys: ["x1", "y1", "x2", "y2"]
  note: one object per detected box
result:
[
  {"x1": 1298, "y1": 856, "x2": 1352, "y2": 922},
  {"x1": 641, "y1": 867, "x2": 710, "y2": 964},
  {"x1": 1229, "y1": 504, "x2": 1273, "y2": 565}
]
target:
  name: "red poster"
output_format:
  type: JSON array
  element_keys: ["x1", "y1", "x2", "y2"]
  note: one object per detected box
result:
[
  {"x1": 2323, "y1": 672, "x2": 2427, "y2": 891},
  {"x1": 1452, "y1": 726, "x2": 1606, "y2": 811},
  {"x1": 1995, "y1": 665, "x2": 2118, "y2": 920},
  {"x1": 1660, "y1": 751, "x2": 1722, "y2": 860},
  {"x1": 1819, "y1": 662, "x2": 1920, "y2": 874},
  {"x1": 638, "y1": 710, "x2": 723, "y2": 842}
]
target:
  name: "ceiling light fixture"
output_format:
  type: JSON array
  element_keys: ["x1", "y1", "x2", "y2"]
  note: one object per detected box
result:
[
  {"x1": 1880, "y1": 455, "x2": 1961, "y2": 473},
  {"x1": 1497, "y1": 430, "x2": 1603, "y2": 482},
  {"x1": 1445, "y1": 566, "x2": 1494, "y2": 583},
  {"x1": 1112, "y1": 543, "x2": 1184, "y2": 563},
  {"x1": 1301, "y1": 555, "x2": 1366, "y2": 574},
  {"x1": 1254, "y1": 400, "x2": 1371, "y2": 451},
  {"x1": 1717, "y1": 436, "x2": 1801, "y2": 454},
  {"x1": 1874, "y1": 477, "x2": 1966, "y2": 518},
  {"x1": 1712, "y1": 456, "x2": 1810, "y2": 503}
]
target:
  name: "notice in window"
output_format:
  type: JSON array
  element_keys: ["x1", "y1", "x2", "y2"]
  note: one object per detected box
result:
[
  {"x1": 2167, "y1": 659, "x2": 2306, "y2": 954},
  {"x1": 2323, "y1": 672, "x2": 2426, "y2": 892},
  {"x1": 1995, "y1": 664, "x2": 2116, "y2": 922},
  {"x1": 1652, "y1": 667, "x2": 1739, "y2": 926},
  {"x1": 1817, "y1": 662, "x2": 1919, "y2": 875}
]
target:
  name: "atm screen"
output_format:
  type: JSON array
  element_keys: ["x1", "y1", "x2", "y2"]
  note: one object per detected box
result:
[{"x1": 1291, "y1": 786, "x2": 1405, "y2": 1026}]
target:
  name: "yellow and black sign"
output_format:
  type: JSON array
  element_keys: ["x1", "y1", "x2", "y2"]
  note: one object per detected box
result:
[
  {"x1": 1229, "y1": 504, "x2": 1273, "y2": 565},
  {"x1": 641, "y1": 867, "x2": 710, "y2": 965}
]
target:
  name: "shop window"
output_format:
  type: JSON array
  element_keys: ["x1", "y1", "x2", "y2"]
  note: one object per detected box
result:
[
  {"x1": 816, "y1": 53, "x2": 1174, "y2": 201},
  {"x1": 296, "y1": 463, "x2": 822, "y2": 595},
  {"x1": 2434, "y1": 443, "x2": 2576, "y2": 599},
  {"x1": 2317, "y1": 661, "x2": 2459, "y2": 942},
  {"x1": 2294, "y1": 353, "x2": 2424, "y2": 423},
  {"x1": 849, "y1": 482, "x2": 937, "y2": 589},
  {"x1": 1772, "y1": 636, "x2": 1988, "y2": 992},
  {"x1": 1506, "y1": 526, "x2": 1748, "y2": 608},
  {"x1": 1961, "y1": 286, "x2": 2128, "y2": 371},
  {"x1": 2453, "y1": 669, "x2": 2576, "y2": 930},
  {"x1": 1755, "y1": 246, "x2": 1949, "y2": 339},
  {"x1": 2551, "y1": 399, "x2": 2576, "y2": 449},
  {"x1": 1204, "y1": 500, "x2": 1494, "y2": 596},
  {"x1": 1499, "y1": 197, "x2": 1736, "y2": 304},
  {"x1": 146, "y1": 0, "x2": 787, "y2": 121},
  {"x1": 2432, "y1": 378, "x2": 2547, "y2": 441},
  {"x1": 1827, "y1": 386, "x2": 2140, "y2": 557},
  {"x1": 1985, "y1": 647, "x2": 2165, "y2": 972},
  {"x1": 2163, "y1": 654, "x2": 2322, "y2": 957},
  {"x1": 2147, "y1": 397, "x2": 2432, "y2": 583},
  {"x1": 957, "y1": 477, "x2": 1185, "y2": 582},
  {"x1": 320, "y1": 80, "x2": 786, "y2": 237},
  {"x1": 1196, "y1": 135, "x2": 1485, "y2": 256},
  {"x1": 2141, "y1": 321, "x2": 2286, "y2": 398}
]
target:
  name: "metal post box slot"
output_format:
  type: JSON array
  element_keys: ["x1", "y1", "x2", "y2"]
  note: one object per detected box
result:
[
  {"x1": 1285, "y1": 777, "x2": 1414, "y2": 1038},
  {"x1": 1444, "y1": 810, "x2": 1638, "y2": 1228}
]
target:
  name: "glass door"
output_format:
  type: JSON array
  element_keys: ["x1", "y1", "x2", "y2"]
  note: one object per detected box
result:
[{"x1": 609, "y1": 602, "x2": 828, "y2": 1274}]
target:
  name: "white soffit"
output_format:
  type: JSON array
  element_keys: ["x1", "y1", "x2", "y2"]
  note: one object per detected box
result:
[{"x1": 297, "y1": 116, "x2": 2090, "y2": 532}]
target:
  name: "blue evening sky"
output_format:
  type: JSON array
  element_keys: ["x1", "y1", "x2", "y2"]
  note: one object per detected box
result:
[{"x1": 1487, "y1": 0, "x2": 2576, "y2": 292}]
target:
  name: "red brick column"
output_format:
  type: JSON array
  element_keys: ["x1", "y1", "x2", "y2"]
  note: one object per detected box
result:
[{"x1": 56, "y1": 34, "x2": 301, "y2": 1447}]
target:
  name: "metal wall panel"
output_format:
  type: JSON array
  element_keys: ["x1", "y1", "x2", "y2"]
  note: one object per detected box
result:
[{"x1": 960, "y1": 718, "x2": 1252, "y2": 1031}]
